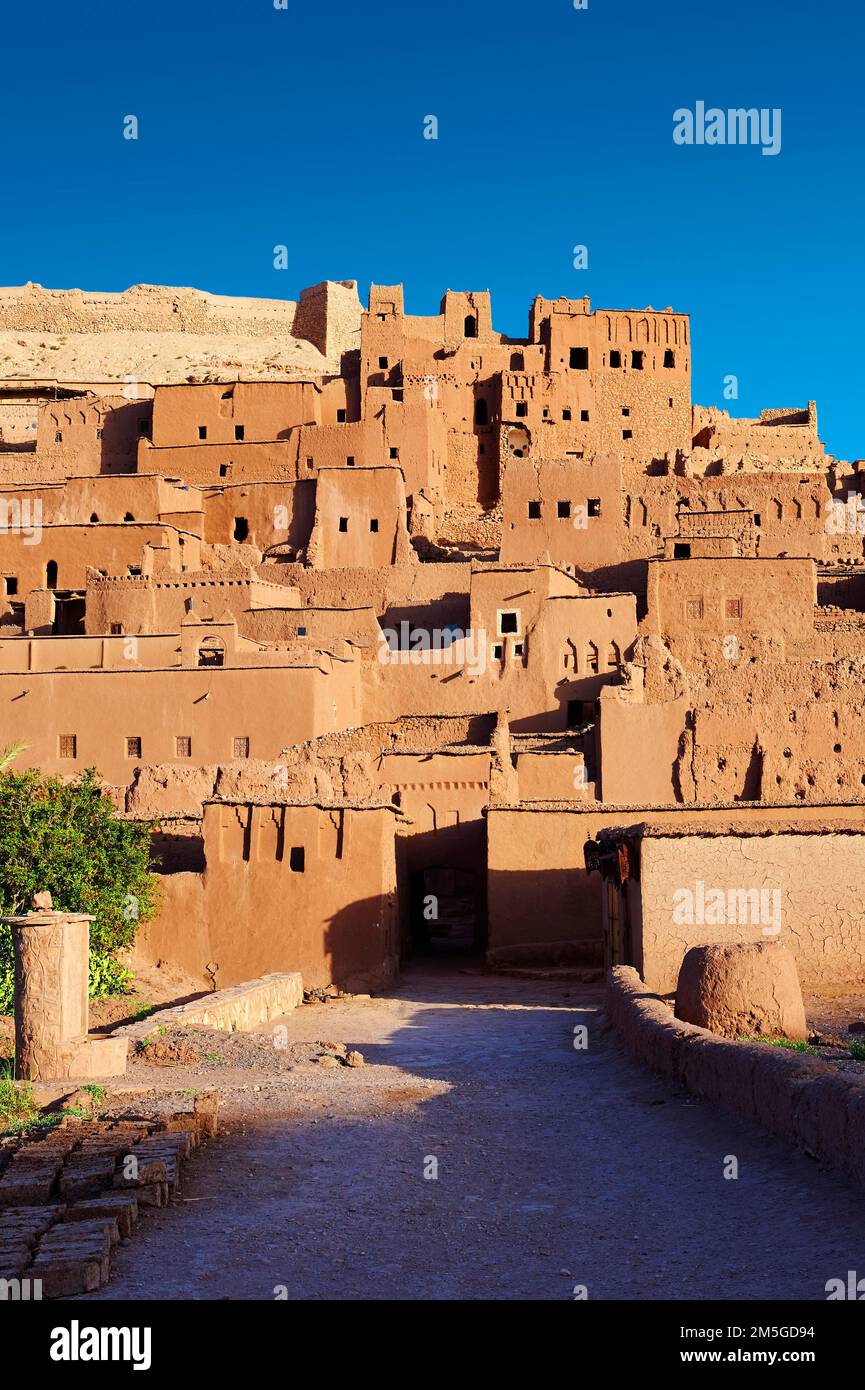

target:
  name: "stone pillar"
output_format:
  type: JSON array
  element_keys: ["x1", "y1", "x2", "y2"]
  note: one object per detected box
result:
[{"x1": 5, "y1": 910, "x2": 94, "y2": 1081}]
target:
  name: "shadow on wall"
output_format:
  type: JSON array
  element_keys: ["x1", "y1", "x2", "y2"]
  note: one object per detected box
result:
[
  {"x1": 486, "y1": 865, "x2": 604, "y2": 966},
  {"x1": 321, "y1": 892, "x2": 400, "y2": 995},
  {"x1": 137, "y1": 876, "x2": 399, "y2": 998},
  {"x1": 99, "y1": 401, "x2": 148, "y2": 475}
]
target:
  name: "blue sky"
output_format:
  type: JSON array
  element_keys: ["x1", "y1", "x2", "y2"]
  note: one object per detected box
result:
[{"x1": 1, "y1": 0, "x2": 862, "y2": 457}]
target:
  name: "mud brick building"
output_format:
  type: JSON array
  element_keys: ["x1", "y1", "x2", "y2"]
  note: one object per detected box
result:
[{"x1": 1, "y1": 277, "x2": 863, "y2": 996}]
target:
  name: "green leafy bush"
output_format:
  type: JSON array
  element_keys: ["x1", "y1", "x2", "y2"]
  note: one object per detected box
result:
[{"x1": 0, "y1": 768, "x2": 157, "y2": 1013}]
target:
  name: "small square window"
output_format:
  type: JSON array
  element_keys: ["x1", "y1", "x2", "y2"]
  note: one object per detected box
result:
[
  {"x1": 557, "y1": 500, "x2": 570, "y2": 518},
  {"x1": 674, "y1": 542, "x2": 691, "y2": 559},
  {"x1": 296, "y1": 626, "x2": 307, "y2": 637},
  {"x1": 306, "y1": 457, "x2": 314, "y2": 470},
  {"x1": 110, "y1": 622, "x2": 122, "y2": 635},
  {"x1": 493, "y1": 644, "x2": 503, "y2": 659},
  {"x1": 346, "y1": 455, "x2": 355, "y2": 467},
  {"x1": 514, "y1": 642, "x2": 524, "y2": 656},
  {"x1": 515, "y1": 401, "x2": 528, "y2": 417},
  {"x1": 631, "y1": 350, "x2": 644, "y2": 370},
  {"x1": 337, "y1": 408, "x2": 346, "y2": 423},
  {"x1": 609, "y1": 350, "x2": 621, "y2": 368},
  {"x1": 234, "y1": 425, "x2": 245, "y2": 441},
  {"x1": 289, "y1": 846, "x2": 305, "y2": 873},
  {"x1": 623, "y1": 429, "x2": 633, "y2": 440},
  {"x1": 370, "y1": 518, "x2": 379, "y2": 532},
  {"x1": 580, "y1": 409, "x2": 589, "y2": 422},
  {"x1": 198, "y1": 425, "x2": 207, "y2": 440},
  {"x1": 176, "y1": 736, "x2": 192, "y2": 757},
  {"x1": 528, "y1": 501, "x2": 541, "y2": 519},
  {"x1": 391, "y1": 388, "x2": 403, "y2": 401},
  {"x1": 686, "y1": 597, "x2": 703, "y2": 620},
  {"x1": 54, "y1": 430, "x2": 63, "y2": 444},
  {"x1": 389, "y1": 447, "x2": 399, "y2": 458},
  {"x1": 725, "y1": 598, "x2": 742, "y2": 619},
  {"x1": 562, "y1": 408, "x2": 572, "y2": 421},
  {"x1": 664, "y1": 350, "x2": 675, "y2": 368},
  {"x1": 587, "y1": 498, "x2": 601, "y2": 517},
  {"x1": 622, "y1": 406, "x2": 630, "y2": 416},
  {"x1": 378, "y1": 356, "x2": 389, "y2": 369},
  {"x1": 569, "y1": 347, "x2": 589, "y2": 370},
  {"x1": 500, "y1": 611, "x2": 519, "y2": 634},
  {"x1": 234, "y1": 736, "x2": 250, "y2": 759},
  {"x1": 339, "y1": 517, "x2": 349, "y2": 532},
  {"x1": 219, "y1": 463, "x2": 229, "y2": 478},
  {"x1": 126, "y1": 737, "x2": 142, "y2": 759},
  {"x1": 5, "y1": 577, "x2": 18, "y2": 596},
  {"x1": 59, "y1": 735, "x2": 77, "y2": 759}
]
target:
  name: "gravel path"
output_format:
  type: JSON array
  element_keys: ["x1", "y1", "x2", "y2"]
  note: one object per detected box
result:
[{"x1": 92, "y1": 964, "x2": 865, "y2": 1301}]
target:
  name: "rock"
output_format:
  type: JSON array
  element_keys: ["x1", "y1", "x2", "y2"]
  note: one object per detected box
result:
[
  {"x1": 318, "y1": 1055, "x2": 340, "y2": 1068},
  {"x1": 675, "y1": 942, "x2": 808, "y2": 1041},
  {"x1": 345, "y1": 1050, "x2": 364, "y2": 1068},
  {"x1": 31, "y1": 890, "x2": 53, "y2": 912}
]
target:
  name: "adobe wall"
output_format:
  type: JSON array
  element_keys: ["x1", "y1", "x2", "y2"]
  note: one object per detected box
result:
[
  {"x1": 139, "y1": 439, "x2": 300, "y2": 485},
  {"x1": 139, "y1": 801, "x2": 399, "y2": 992},
  {"x1": 692, "y1": 402, "x2": 827, "y2": 470},
  {"x1": 377, "y1": 750, "x2": 491, "y2": 834},
  {"x1": 202, "y1": 479, "x2": 315, "y2": 554},
  {"x1": 606, "y1": 967, "x2": 865, "y2": 1194},
  {"x1": 84, "y1": 572, "x2": 300, "y2": 636},
  {"x1": 0, "y1": 474, "x2": 207, "y2": 530},
  {"x1": 308, "y1": 467, "x2": 411, "y2": 569},
  {"x1": 291, "y1": 280, "x2": 362, "y2": 362},
  {"x1": 0, "y1": 396, "x2": 150, "y2": 484},
  {"x1": 646, "y1": 556, "x2": 817, "y2": 648},
  {"x1": 487, "y1": 802, "x2": 865, "y2": 964},
  {"x1": 637, "y1": 830, "x2": 865, "y2": 996},
  {"x1": 0, "y1": 661, "x2": 360, "y2": 781},
  {"x1": 0, "y1": 523, "x2": 200, "y2": 606},
  {"x1": 598, "y1": 695, "x2": 688, "y2": 803},
  {"x1": 150, "y1": 380, "x2": 328, "y2": 447}
]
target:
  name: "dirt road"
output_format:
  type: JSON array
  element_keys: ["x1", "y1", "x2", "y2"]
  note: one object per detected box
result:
[{"x1": 93, "y1": 964, "x2": 865, "y2": 1301}]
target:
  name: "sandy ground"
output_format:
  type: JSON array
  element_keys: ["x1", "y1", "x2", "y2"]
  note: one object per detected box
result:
[{"x1": 81, "y1": 962, "x2": 865, "y2": 1302}]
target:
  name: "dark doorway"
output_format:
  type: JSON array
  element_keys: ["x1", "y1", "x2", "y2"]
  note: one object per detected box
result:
[
  {"x1": 52, "y1": 592, "x2": 86, "y2": 635},
  {"x1": 409, "y1": 866, "x2": 480, "y2": 956}
]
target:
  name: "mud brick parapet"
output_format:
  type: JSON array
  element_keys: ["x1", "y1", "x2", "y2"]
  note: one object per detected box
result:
[
  {"x1": 114, "y1": 970, "x2": 303, "y2": 1043},
  {"x1": 606, "y1": 966, "x2": 865, "y2": 1190}
]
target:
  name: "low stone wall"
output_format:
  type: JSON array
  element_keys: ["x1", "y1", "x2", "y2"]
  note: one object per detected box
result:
[
  {"x1": 606, "y1": 966, "x2": 865, "y2": 1189},
  {"x1": 115, "y1": 972, "x2": 303, "y2": 1043}
]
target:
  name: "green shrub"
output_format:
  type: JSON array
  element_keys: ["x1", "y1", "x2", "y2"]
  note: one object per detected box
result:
[{"x1": 0, "y1": 767, "x2": 157, "y2": 1014}]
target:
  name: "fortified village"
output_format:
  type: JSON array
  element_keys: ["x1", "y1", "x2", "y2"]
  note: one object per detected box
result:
[{"x1": 1, "y1": 276, "x2": 864, "y2": 1001}]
